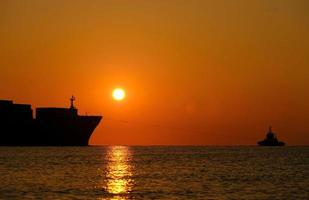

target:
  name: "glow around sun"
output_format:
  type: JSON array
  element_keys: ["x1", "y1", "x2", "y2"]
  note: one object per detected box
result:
[{"x1": 112, "y1": 88, "x2": 126, "y2": 101}]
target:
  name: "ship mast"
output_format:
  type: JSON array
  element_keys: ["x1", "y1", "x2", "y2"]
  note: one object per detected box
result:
[{"x1": 70, "y1": 95, "x2": 75, "y2": 109}]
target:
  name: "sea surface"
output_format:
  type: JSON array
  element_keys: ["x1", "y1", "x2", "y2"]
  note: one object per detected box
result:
[{"x1": 0, "y1": 146, "x2": 308, "y2": 200}]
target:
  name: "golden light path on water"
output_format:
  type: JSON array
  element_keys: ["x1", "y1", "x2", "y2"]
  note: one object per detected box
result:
[{"x1": 101, "y1": 146, "x2": 134, "y2": 200}]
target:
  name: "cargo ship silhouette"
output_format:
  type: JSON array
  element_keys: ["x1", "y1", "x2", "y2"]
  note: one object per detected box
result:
[{"x1": 0, "y1": 96, "x2": 102, "y2": 146}]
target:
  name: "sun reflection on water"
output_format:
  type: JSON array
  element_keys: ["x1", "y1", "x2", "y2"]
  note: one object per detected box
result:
[{"x1": 102, "y1": 146, "x2": 134, "y2": 200}]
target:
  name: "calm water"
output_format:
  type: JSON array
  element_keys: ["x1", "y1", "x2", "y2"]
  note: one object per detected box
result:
[{"x1": 0, "y1": 146, "x2": 308, "y2": 199}]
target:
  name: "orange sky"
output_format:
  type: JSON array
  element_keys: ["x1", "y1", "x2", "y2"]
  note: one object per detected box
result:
[{"x1": 0, "y1": 0, "x2": 308, "y2": 145}]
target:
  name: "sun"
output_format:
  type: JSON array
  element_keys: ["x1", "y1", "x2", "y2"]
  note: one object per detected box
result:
[{"x1": 112, "y1": 88, "x2": 126, "y2": 101}]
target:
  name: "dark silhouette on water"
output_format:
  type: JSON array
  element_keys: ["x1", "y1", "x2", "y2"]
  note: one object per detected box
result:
[
  {"x1": 257, "y1": 126, "x2": 285, "y2": 146},
  {"x1": 0, "y1": 96, "x2": 102, "y2": 146}
]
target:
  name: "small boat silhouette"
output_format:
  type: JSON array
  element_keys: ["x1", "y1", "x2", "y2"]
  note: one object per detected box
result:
[{"x1": 257, "y1": 126, "x2": 285, "y2": 146}]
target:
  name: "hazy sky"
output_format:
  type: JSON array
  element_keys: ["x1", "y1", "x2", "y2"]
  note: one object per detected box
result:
[{"x1": 1, "y1": 0, "x2": 308, "y2": 145}]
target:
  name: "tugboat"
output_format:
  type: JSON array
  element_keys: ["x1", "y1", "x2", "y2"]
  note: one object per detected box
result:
[{"x1": 258, "y1": 126, "x2": 285, "y2": 146}]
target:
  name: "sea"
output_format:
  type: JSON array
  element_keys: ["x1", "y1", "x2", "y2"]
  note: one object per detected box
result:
[{"x1": 0, "y1": 146, "x2": 308, "y2": 200}]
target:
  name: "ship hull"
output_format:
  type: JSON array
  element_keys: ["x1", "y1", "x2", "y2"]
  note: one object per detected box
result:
[
  {"x1": 257, "y1": 141, "x2": 285, "y2": 146},
  {"x1": 35, "y1": 116, "x2": 102, "y2": 146},
  {"x1": 0, "y1": 116, "x2": 102, "y2": 146}
]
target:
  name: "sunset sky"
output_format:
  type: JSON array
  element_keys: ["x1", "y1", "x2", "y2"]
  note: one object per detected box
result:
[{"x1": 0, "y1": 0, "x2": 308, "y2": 145}]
